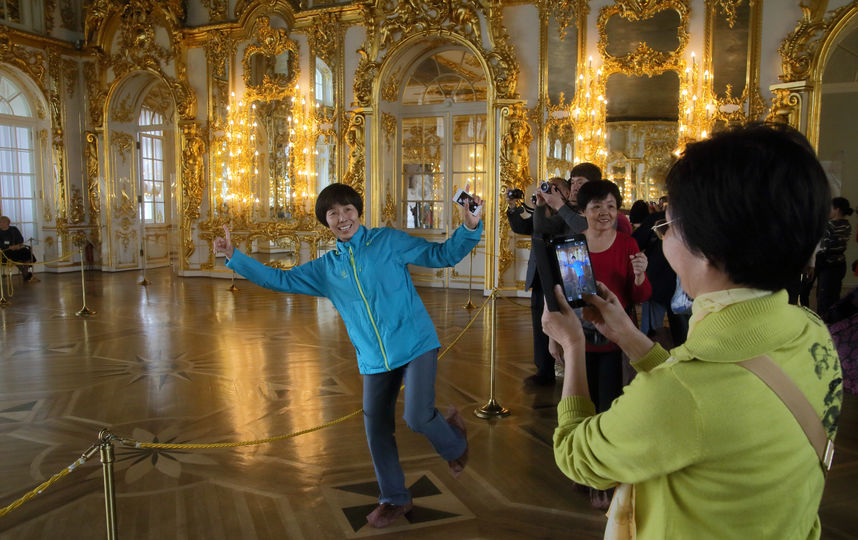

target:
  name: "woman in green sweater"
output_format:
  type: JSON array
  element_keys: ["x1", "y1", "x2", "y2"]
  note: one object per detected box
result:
[{"x1": 543, "y1": 123, "x2": 843, "y2": 539}]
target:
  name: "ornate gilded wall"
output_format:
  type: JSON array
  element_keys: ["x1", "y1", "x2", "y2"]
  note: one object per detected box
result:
[{"x1": 0, "y1": 0, "x2": 853, "y2": 289}]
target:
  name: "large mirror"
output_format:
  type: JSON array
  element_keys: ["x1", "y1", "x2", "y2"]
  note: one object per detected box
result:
[
  {"x1": 545, "y1": 12, "x2": 579, "y2": 180},
  {"x1": 708, "y1": 0, "x2": 764, "y2": 126},
  {"x1": 598, "y1": 1, "x2": 688, "y2": 205},
  {"x1": 240, "y1": 16, "x2": 301, "y2": 222},
  {"x1": 314, "y1": 57, "x2": 337, "y2": 192}
]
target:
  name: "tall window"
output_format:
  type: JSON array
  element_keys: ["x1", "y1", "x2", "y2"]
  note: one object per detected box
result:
[
  {"x1": 0, "y1": 74, "x2": 36, "y2": 242},
  {"x1": 138, "y1": 106, "x2": 166, "y2": 223},
  {"x1": 315, "y1": 60, "x2": 333, "y2": 107}
]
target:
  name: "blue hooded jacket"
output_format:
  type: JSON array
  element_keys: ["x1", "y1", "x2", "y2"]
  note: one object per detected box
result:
[{"x1": 226, "y1": 223, "x2": 482, "y2": 374}]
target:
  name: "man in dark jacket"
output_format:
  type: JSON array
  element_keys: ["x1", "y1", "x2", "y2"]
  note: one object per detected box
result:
[{"x1": 0, "y1": 216, "x2": 35, "y2": 281}]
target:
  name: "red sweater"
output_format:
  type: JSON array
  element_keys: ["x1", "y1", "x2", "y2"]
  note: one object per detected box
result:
[{"x1": 589, "y1": 231, "x2": 651, "y2": 352}]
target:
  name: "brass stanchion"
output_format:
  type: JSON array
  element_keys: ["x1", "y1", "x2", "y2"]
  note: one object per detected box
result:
[
  {"x1": 138, "y1": 234, "x2": 150, "y2": 287},
  {"x1": 99, "y1": 429, "x2": 119, "y2": 540},
  {"x1": 474, "y1": 292, "x2": 510, "y2": 419},
  {"x1": 228, "y1": 270, "x2": 239, "y2": 292},
  {"x1": 76, "y1": 246, "x2": 95, "y2": 316},
  {"x1": 0, "y1": 254, "x2": 10, "y2": 307},
  {"x1": 463, "y1": 248, "x2": 477, "y2": 310}
]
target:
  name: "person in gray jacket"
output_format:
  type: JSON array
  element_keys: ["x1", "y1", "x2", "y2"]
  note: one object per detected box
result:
[{"x1": 507, "y1": 163, "x2": 598, "y2": 386}]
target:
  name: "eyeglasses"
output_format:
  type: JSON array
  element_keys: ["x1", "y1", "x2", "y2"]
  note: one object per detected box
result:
[{"x1": 652, "y1": 218, "x2": 675, "y2": 240}]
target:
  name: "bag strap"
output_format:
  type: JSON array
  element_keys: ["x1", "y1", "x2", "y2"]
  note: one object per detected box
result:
[{"x1": 738, "y1": 355, "x2": 834, "y2": 473}]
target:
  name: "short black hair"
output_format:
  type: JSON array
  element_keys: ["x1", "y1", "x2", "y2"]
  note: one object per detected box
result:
[
  {"x1": 576, "y1": 179, "x2": 623, "y2": 210},
  {"x1": 666, "y1": 122, "x2": 830, "y2": 291},
  {"x1": 629, "y1": 200, "x2": 650, "y2": 224},
  {"x1": 315, "y1": 183, "x2": 364, "y2": 226},
  {"x1": 570, "y1": 162, "x2": 602, "y2": 183},
  {"x1": 832, "y1": 196, "x2": 854, "y2": 216}
]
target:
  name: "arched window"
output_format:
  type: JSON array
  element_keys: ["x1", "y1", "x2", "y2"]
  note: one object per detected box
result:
[
  {"x1": 315, "y1": 59, "x2": 333, "y2": 107},
  {"x1": 553, "y1": 140, "x2": 561, "y2": 159},
  {"x1": 0, "y1": 73, "x2": 37, "y2": 242},
  {"x1": 565, "y1": 143, "x2": 573, "y2": 162},
  {"x1": 400, "y1": 50, "x2": 487, "y2": 232},
  {"x1": 138, "y1": 106, "x2": 166, "y2": 223}
]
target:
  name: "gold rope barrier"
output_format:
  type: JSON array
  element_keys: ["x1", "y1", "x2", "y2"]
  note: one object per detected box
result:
[
  {"x1": 0, "y1": 443, "x2": 100, "y2": 518},
  {"x1": 0, "y1": 252, "x2": 73, "y2": 266},
  {"x1": 499, "y1": 295, "x2": 530, "y2": 309},
  {"x1": 123, "y1": 409, "x2": 364, "y2": 450}
]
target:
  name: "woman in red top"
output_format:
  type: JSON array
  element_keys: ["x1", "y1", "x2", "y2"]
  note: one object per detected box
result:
[
  {"x1": 574, "y1": 180, "x2": 651, "y2": 510},
  {"x1": 576, "y1": 180, "x2": 651, "y2": 411}
]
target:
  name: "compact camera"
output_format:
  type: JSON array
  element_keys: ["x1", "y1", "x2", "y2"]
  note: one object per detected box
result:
[
  {"x1": 507, "y1": 188, "x2": 524, "y2": 199},
  {"x1": 539, "y1": 181, "x2": 554, "y2": 193}
]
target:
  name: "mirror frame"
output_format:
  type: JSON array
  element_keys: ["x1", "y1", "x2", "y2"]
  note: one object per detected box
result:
[
  {"x1": 596, "y1": 1, "x2": 690, "y2": 205},
  {"x1": 242, "y1": 15, "x2": 299, "y2": 102}
]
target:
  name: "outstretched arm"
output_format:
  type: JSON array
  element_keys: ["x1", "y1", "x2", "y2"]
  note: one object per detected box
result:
[
  {"x1": 217, "y1": 225, "x2": 326, "y2": 296},
  {"x1": 397, "y1": 199, "x2": 484, "y2": 268}
]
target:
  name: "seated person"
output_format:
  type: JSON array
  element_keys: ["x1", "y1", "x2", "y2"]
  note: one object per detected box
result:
[{"x1": 0, "y1": 216, "x2": 35, "y2": 281}]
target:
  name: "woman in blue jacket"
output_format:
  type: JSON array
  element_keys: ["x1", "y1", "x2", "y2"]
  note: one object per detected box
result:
[{"x1": 214, "y1": 183, "x2": 482, "y2": 529}]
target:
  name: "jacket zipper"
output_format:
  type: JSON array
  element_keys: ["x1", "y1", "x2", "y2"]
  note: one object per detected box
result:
[{"x1": 348, "y1": 245, "x2": 390, "y2": 370}]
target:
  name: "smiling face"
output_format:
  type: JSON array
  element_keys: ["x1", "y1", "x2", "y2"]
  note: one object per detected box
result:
[
  {"x1": 584, "y1": 194, "x2": 618, "y2": 232},
  {"x1": 325, "y1": 203, "x2": 362, "y2": 242}
]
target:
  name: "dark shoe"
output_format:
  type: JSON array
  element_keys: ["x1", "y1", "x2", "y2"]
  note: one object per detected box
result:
[
  {"x1": 22, "y1": 270, "x2": 32, "y2": 282},
  {"x1": 366, "y1": 502, "x2": 413, "y2": 528},
  {"x1": 523, "y1": 373, "x2": 556, "y2": 387},
  {"x1": 445, "y1": 406, "x2": 468, "y2": 478}
]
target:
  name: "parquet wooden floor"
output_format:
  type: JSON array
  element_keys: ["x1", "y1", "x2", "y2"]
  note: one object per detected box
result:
[{"x1": 0, "y1": 268, "x2": 855, "y2": 539}]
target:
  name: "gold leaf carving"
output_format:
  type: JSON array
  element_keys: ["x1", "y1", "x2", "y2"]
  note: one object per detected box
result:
[
  {"x1": 181, "y1": 123, "x2": 207, "y2": 264},
  {"x1": 307, "y1": 11, "x2": 341, "y2": 67},
  {"x1": 598, "y1": 0, "x2": 690, "y2": 76},
  {"x1": 206, "y1": 29, "x2": 234, "y2": 80},
  {"x1": 85, "y1": 132, "x2": 101, "y2": 239},
  {"x1": 381, "y1": 66, "x2": 402, "y2": 102},
  {"x1": 201, "y1": 0, "x2": 229, "y2": 20},
  {"x1": 69, "y1": 185, "x2": 85, "y2": 224},
  {"x1": 381, "y1": 112, "x2": 396, "y2": 151},
  {"x1": 62, "y1": 58, "x2": 77, "y2": 98},
  {"x1": 143, "y1": 83, "x2": 175, "y2": 119},
  {"x1": 713, "y1": 0, "x2": 744, "y2": 28},
  {"x1": 0, "y1": 26, "x2": 48, "y2": 93},
  {"x1": 111, "y1": 95, "x2": 135, "y2": 123},
  {"x1": 777, "y1": 2, "x2": 851, "y2": 83},
  {"x1": 111, "y1": 131, "x2": 133, "y2": 163},
  {"x1": 382, "y1": 184, "x2": 396, "y2": 226},
  {"x1": 242, "y1": 15, "x2": 300, "y2": 98},
  {"x1": 343, "y1": 112, "x2": 365, "y2": 196},
  {"x1": 354, "y1": 0, "x2": 520, "y2": 107},
  {"x1": 548, "y1": 0, "x2": 589, "y2": 41},
  {"x1": 85, "y1": 63, "x2": 107, "y2": 128}
]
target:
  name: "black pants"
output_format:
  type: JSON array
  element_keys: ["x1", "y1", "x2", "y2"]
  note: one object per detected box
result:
[
  {"x1": 1, "y1": 247, "x2": 34, "y2": 269},
  {"x1": 529, "y1": 278, "x2": 555, "y2": 379},
  {"x1": 585, "y1": 350, "x2": 623, "y2": 413},
  {"x1": 817, "y1": 259, "x2": 846, "y2": 320}
]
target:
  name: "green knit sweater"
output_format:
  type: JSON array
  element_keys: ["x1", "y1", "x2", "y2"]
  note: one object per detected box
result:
[{"x1": 554, "y1": 290, "x2": 843, "y2": 539}]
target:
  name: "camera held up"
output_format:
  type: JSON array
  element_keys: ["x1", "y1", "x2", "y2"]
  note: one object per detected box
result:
[{"x1": 507, "y1": 188, "x2": 524, "y2": 199}]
